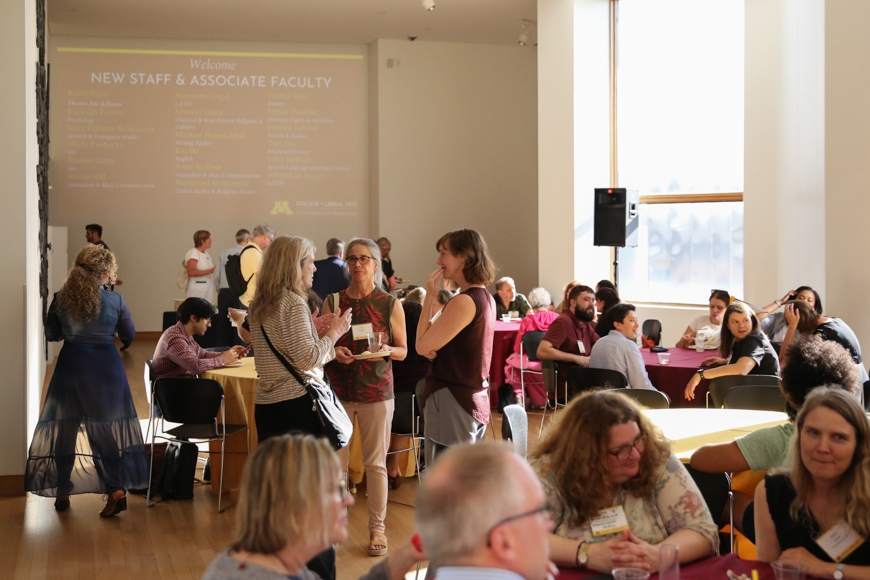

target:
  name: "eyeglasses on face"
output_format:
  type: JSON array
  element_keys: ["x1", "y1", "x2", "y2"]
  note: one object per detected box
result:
[
  {"x1": 485, "y1": 504, "x2": 550, "y2": 546},
  {"x1": 346, "y1": 256, "x2": 373, "y2": 265},
  {"x1": 607, "y1": 432, "x2": 646, "y2": 462}
]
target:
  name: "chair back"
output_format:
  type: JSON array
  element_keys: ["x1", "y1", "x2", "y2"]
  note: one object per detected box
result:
[
  {"x1": 154, "y1": 377, "x2": 224, "y2": 425},
  {"x1": 684, "y1": 463, "x2": 731, "y2": 524},
  {"x1": 501, "y1": 404, "x2": 529, "y2": 458},
  {"x1": 708, "y1": 374, "x2": 781, "y2": 408},
  {"x1": 722, "y1": 385, "x2": 788, "y2": 413},
  {"x1": 642, "y1": 319, "x2": 662, "y2": 346},
  {"x1": 542, "y1": 360, "x2": 558, "y2": 396},
  {"x1": 521, "y1": 331, "x2": 546, "y2": 363},
  {"x1": 391, "y1": 391, "x2": 420, "y2": 436},
  {"x1": 612, "y1": 388, "x2": 669, "y2": 409},
  {"x1": 567, "y1": 367, "x2": 628, "y2": 397}
]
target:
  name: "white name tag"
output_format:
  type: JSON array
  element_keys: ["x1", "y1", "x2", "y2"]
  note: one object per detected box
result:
[
  {"x1": 817, "y1": 522, "x2": 865, "y2": 562},
  {"x1": 577, "y1": 340, "x2": 586, "y2": 355},
  {"x1": 352, "y1": 323, "x2": 373, "y2": 341},
  {"x1": 590, "y1": 506, "x2": 629, "y2": 536}
]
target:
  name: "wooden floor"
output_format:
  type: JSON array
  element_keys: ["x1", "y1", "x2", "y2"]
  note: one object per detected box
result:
[{"x1": 1, "y1": 335, "x2": 550, "y2": 580}]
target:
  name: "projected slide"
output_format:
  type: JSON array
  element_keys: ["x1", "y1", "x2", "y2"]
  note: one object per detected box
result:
[{"x1": 52, "y1": 46, "x2": 367, "y2": 221}]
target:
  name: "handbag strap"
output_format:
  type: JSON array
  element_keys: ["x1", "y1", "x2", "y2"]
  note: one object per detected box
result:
[{"x1": 260, "y1": 326, "x2": 308, "y2": 386}]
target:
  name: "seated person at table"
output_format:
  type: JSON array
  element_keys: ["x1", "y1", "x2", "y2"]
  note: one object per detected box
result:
[
  {"x1": 755, "y1": 388, "x2": 870, "y2": 576},
  {"x1": 756, "y1": 286, "x2": 823, "y2": 347},
  {"x1": 675, "y1": 290, "x2": 730, "y2": 350},
  {"x1": 592, "y1": 287, "x2": 621, "y2": 331},
  {"x1": 152, "y1": 297, "x2": 245, "y2": 378},
  {"x1": 690, "y1": 336, "x2": 860, "y2": 541},
  {"x1": 537, "y1": 285, "x2": 599, "y2": 396},
  {"x1": 417, "y1": 441, "x2": 556, "y2": 580},
  {"x1": 780, "y1": 300, "x2": 869, "y2": 382},
  {"x1": 494, "y1": 276, "x2": 531, "y2": 320},
  {"x1": 589, "y1": 304, "x2": 659, "y2": 392},
  {"x1": 531, "y1": 390, "x2": 718, "y2": 573},
  {"x1": 504, "y1": 287, "x2": 561, "y2": 407},
  {"x1": 684, "y1": 301, "x2": 780, "y2": 401}
]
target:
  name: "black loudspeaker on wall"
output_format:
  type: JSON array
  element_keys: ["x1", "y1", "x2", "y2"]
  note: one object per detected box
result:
[{"x1": 593, "y1": 188, "x2": 639, "y2": 247}]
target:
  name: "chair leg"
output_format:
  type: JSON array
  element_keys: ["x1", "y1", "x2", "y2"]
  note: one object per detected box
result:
[
  {"x1": 728, "y1": 489, "x2": 735, "y2": 554},
  {"x1": 146, "y1": 434, "x2": 155, "y2": 507},
  {"x1": 217, "y1": 432, "x2": 226, "y2": 513}
]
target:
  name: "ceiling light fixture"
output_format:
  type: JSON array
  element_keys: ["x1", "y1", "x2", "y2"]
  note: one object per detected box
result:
[
  {"x1": 518, "y1": 19, "x2": 536, "y2": 46},
  {"x1": 422, "y1": 0, "x2": 435, "y2": 11}
]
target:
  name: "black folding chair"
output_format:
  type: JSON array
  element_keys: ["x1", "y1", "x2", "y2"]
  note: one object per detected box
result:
[
  {"x1": 722, "y1": 385, "x2": 788, "y2": 413},
  {"x1": 707, "y1": 374, "x2": 781, "y2": 408},
  {"x1": 147, "y1": 377, "x2": 247, "y2": 513},
  {"x1": 642, "y1": 319, "x2": 662, "y2": 346},
  {"x1": 566, "y1": 367, "x2": 628, "y2": 397},
  {"x1": 612, "y1": 388, "x2": 669, "y2": 409},
  {"x1": 519, "y1": 331, "x2": 546, "y2": 410}
]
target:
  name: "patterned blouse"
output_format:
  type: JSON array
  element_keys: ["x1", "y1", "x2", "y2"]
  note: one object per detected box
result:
[
  {"x1": 325, "y1": 288, "x2": 396, "y2": 404},
  {"x1": 535, "y1": 454, "x2": 719, "y2": 553}
]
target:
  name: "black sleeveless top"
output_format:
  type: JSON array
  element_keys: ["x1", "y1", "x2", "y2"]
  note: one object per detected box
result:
[
  {"x1": 765, "y1": 474, "x2": 870, "y2": 564},
  {"x1": 424, "y1": 287, "x2": 495, "y2": 424}
]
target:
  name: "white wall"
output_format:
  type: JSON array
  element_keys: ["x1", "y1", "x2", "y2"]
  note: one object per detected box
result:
[
  {"x1": 825, "y1": 0, "x2": 870, "y2": 350},
  {"x1": 1, "y1": 0, "x2": 40, "y2": 478},
  {"x1": 372, "y1": 39, "x2": 538, "y2": 294}
]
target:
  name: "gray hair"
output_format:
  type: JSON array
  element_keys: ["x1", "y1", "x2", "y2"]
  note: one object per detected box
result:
[
  {"x1": 527, "y1": 287, "x2": 552, "y2": 310},
  {"x1": 495, "y1": 277, "x2": 515, "y2": 291},
  {"x1": 325, "y1": 238, "x2": 344, "y2": 256},
  {"x1": 416, "y1": 442, "x2": 527, "y2": 564},
  {"x1": 344, "y1": 238, "x2": 384, "y2": 288},
  {"x1": 252, "y1": 224, "x2": 275, "y2": 238},
  {"x1": 235, "y1": 229, "x2": 252, "y2": 244}
]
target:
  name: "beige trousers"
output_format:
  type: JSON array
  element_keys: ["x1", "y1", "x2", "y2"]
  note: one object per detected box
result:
[{"x1": 337, "y1": 398, "x2": 395, "y2": 534}]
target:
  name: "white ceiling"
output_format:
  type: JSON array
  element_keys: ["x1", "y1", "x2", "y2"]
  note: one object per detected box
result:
[{"x1": 48, "y1": 0, "x2": 538, "y2": 46}]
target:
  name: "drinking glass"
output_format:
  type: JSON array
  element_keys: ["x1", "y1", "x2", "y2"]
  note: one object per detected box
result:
[
  {"x1": 613, "y1": 568, "x2": 650, "y2": 580},
  {"x1": 694, "y1": 336, "x2": 705, "y2": 352},
  {"x1": 657, "y1": 352, "x2": 671, "y2": 365},
  {"x1": 367, "y1": 331, "x2": 385, "y2": 352},
  {"x1": 659, "y1": 544, "x2": 680, "y2": 580},
  {"x1": 771, "y1": 561, "x2": 808, "y2": 580}
]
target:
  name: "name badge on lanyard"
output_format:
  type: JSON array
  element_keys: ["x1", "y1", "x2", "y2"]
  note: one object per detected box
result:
[
  {"x1": 817, "y1": 522, "x2": 865, "y2": 562},
  {"x1": 352, "y1": 323, "x2": 373, "y2": 341},
  {"x1": 590, "y1": 506, "x2": 629, "y2": 536}
]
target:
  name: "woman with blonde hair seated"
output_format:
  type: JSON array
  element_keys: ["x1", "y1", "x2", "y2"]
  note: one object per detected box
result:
[
  {"x1": 755, "y1": 388, "x2": 870, "y2": 577},
  {"x1": 530, "y1": 390, "x2": 718, "y2": 573},
  {"x1": 202, "y1": 433, "x2": 423, "y2": 580}
]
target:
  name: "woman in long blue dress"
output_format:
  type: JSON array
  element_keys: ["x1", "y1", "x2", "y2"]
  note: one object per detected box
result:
[{"x1": 25, "y1": 245, "x2": 148, "y2": 516}]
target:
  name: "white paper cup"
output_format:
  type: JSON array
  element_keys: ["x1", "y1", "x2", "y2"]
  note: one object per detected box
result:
[{"x1": 657, "y1": 352, "x2": 670, "y2": 365}]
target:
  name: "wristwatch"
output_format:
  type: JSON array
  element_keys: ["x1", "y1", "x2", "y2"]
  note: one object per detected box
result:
[
  {"x1": 834, "y1": 563, "x2": 845, "y2": 580},
  {"x1": 697, "y1": 369, "x2": 706, "y2": 380},
  {"x1": 576, "y1": 541, "x2": 589, "y2": 568}
]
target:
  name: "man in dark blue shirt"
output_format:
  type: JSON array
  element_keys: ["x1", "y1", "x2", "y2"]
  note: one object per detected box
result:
[{"x1": 312, "y1": 237, "x2": 349, "y2": 300}]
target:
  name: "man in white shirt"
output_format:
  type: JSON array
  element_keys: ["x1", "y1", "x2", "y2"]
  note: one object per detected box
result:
[
  {"x1": 589, "y1": 303, "x2": 659, "y2": 391},
  {"x1": 239, "y1": 223, "x2": 274, "y2": 307},
  {"x1": 416, "y1": 442, "x2": 555, "y2": 580}
]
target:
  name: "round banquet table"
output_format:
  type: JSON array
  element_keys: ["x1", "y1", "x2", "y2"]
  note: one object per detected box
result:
[
  {"x1": 641, "y1": 346, "x2": 716, "y2": 408},
  {"x1": 490, "y1": 319, "x2": 521, "y2": 397},
  {"x1": 557, "y1": 554, "x2": 774, "y2": 580}
]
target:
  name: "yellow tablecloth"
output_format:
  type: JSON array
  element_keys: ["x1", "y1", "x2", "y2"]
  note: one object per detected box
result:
[
  {"x1": 203, "y1": 357, "x2": 416, "y2": 491},
  {"x1": 641, "y1": 407, "x2": 789, "y2": 458}
]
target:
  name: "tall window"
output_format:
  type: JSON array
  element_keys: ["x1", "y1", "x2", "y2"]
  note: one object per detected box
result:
[{"x1": 615, "y1": 0, "x2": 745, "y2": 303}]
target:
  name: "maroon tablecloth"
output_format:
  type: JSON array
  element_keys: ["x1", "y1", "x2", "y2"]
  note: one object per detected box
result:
[
  {"x1": 641, "y1": 347, "x2": 714, "y2": 408},
  {"x1": 490, "y1": 320, "x2": 521, "y2": 390},
  {"x1": 557, "y1": 554, "x2": 774, "y2": 580}
]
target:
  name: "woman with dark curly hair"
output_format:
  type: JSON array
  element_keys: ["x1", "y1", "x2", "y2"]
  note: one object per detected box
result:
[
  {"x1": 25, "y1": 245, "x2": 148, "y2": 517},
  {"x1": 531, "y1": 390, "x2": 717, "y2": 573}
]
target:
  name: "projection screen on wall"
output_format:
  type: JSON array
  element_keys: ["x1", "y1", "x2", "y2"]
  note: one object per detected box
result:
[{"x1": 52, "y1": 45, "x2": 367, "y2": 223}]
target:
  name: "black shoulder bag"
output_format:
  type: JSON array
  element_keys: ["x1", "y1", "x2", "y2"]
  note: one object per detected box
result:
[{"x1": 260, "y1": 326, "x2": 353, "y2": 450}]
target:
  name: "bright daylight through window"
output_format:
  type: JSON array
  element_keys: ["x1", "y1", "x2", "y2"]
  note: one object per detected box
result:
[{"x1": 615, "y1": 0, "x2": 745, "y2": 304}]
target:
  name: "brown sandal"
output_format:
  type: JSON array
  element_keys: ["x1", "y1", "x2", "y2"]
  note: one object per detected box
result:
[{"x1": 368, "y1": 532, "x2": 388, "y2": 557}]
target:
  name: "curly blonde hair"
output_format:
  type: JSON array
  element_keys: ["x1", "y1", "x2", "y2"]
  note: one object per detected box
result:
[
  {"x1": 784, "y1": 387, "x2": 870, "y2": 537},
  {"x1": 56, "y1": 245, "x2": 117, "y2": 323},
  {"x1": 248, "y1": 236, "x2": 316, "y2": 325},
  {"x1": 529, "y1": 390, "x2": 671, "y2": 527}
]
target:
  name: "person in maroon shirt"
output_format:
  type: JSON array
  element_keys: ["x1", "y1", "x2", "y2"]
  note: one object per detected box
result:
[
  {"x1": 417, "y1": 229, "x2": 496, "y2": 466},
  {"x1": 537, "y1": 284, "x2": 599, "y2": 396}
]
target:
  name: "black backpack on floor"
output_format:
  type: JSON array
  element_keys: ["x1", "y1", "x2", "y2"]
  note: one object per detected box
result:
[{"x1": 159, "y1": 441, "x2": 198, "y2": 500}]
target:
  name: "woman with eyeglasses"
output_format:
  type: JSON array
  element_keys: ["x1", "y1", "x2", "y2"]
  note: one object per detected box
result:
[
  {"x1": 530, "y1": 390, "x2": 718, "y2": 573},
  {"x1": 684, "y1": 301, "x2": 780, "y2": 401},
  {"x1": 755, "y1": 388, "x2": 870, "y2": 577},
  {"x1": 675, "y1": 290, "x2": 730, "y2": 350},
  {"x1": 322, "y1": 238, "x2": 408, "y2": 558},
  {"x1": 201, "y1": 433, "x2": 423, "y2": 580}
]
